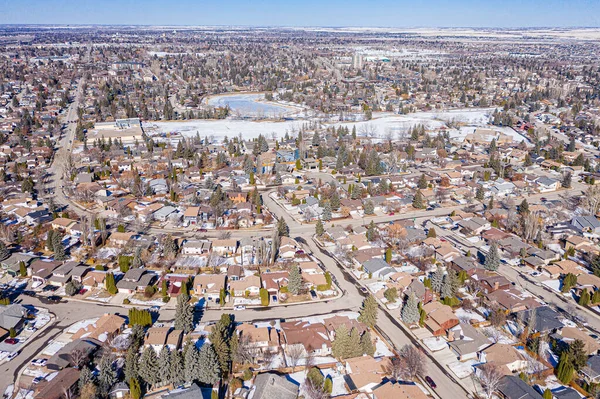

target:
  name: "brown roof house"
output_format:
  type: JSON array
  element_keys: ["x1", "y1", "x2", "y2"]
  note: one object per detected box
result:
[
  {"x1": 281, "y1": 321, "x2": 332, "y2": 357},
  {"x1": 422, "y1": 301, "x2": 459, "y2": 336}
]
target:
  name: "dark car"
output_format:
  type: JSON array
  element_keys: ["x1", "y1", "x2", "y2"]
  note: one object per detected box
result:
[
  {"x1": 22, "y1": 290, "x2": 36, "y2": 297},
  {"x1": 4, "y1": 338, "x2": 18, "y2": 345},
  {"x1": 47, "y1": 295, "x2": 62, "y2": 303},
  {"x1": 425, "y1": 376, "x2": 436, "y2": 389}
]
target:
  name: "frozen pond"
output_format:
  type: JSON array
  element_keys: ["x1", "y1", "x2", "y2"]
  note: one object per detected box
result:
[{"x1": 207, "y1": 93, "x2": 291, "y2": 117}]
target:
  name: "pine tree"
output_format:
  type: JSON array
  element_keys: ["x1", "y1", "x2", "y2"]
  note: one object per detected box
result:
[
  {"x1": 476, "y1": 185, "x2": 485, "y2": 201},
  {"x1": 366, "y1": 221, "x2": 376, "y2": 242},
  {"x1": 130, "y1": 378, "x2": 142, "y2": 399},
  {"x1": 209, "y1": 314, "x2": 234, "y2": 373},
  {"x1": 19, "y1": 261, "x2": 27, "y2": 277},
  {"x1": 519, "y1": 199, "x2": 530, "y2": 215},
  {"x1": 277, "y1": 218, "x2": 289, "y2": 237},
  {"x1": 174, "y1": 295, "x2": 194, "y2": 333},
  {"x1": 418, "y1": 173, "x2": 428, "y2": 189},
  {"x1": 412, "y1": 190, "x2": 424, "y2": 209},
  {"x1": 431, "y1": 267, "x2": 444, "y2": 293},
  {"x1": 0, "y1": 241, "x2": 9, "y2": 261},
  {"x1": 197, "y1": 344, "x2": 221, "y2": 385},
  {"x1": 543, "y1": 389, "x2": 552, "y2": 399},
  {"x1": 315, "y1": 219, "x2": 324, "y2": 236},
  {"x1": 78, "y1": 365, "x2": 95, "y2": 391},
  {"x1": 579, "y1": 288, "x2": 590, "y2": 306},
  {"x1": 98, "y1": 355, "x2": 117, "y2": 394},
  {"x1": 46, "y1": 229, "x2": 55, "y2": 251},
  {"x1": 401, "y1": 293, "x2": 420, "y2": 324},
  {"x1": 556, "y1": 352, "x2": 573, "y2": 384},
  {"x1": 322, "y1": 202, "x2": 332, "y2": 221},
  {"x1": 592, "y1": 289, "x2": 600, "y2": 304},
  {"x1": 441, "y1": 271, "x2": 456, "y2": 299},
  {"x1": 139, "y1": 346, "x2": 160, "y2": 387},
  {"x1": 363, "y1": 200, "x2": 374, "y2": 215},
  {"x1": 360, "y1": 331, "x2": 375, "y2": 356},
  {"x1": 124, "y1": 347, "x2": 140, "y2": 383},
  {"x1": 184, "y1": 343, "x2": 201, "y2": 383},
  {"x1": 53, "y1": 241, "x2": 67, "y2": 261},
  {"x1": 105, "y1": 272, "x2": 118, "y2": 295},
  {"x1": 358, "y1": 295, "x2": 378, "y2": 328},
  {"x1": 170, "y1": 349, "x2": 185, "y2": 386},
  {"x1": 484, "y1": 242, "x2": 500, "y2": 271},
  {"x1": 158, "y1": 346, "x2": 172, "y2": 386},
  {"x1": 332, "y1": 324, "x2": 350, "y2": 359},
  {"x1": 348, "y1": 327, "x2": 363, "y2": 358},
  {"x1": 288, "y1": 265, "x2": 303, "y2": 295}
]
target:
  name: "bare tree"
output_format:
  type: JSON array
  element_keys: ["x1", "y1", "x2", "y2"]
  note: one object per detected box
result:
[
  {"x1": 581, "y1": 185, "x2": 600, "y2": 215},
  {"x1": 287, "y1": 345, "x2": 305, "y2": 372},
  {"x1": 386, "y1": 356, "x2": 404, "y2": 381},
  {"x1": 398, "y1": 345, "x2": 426, "y2": 381},
  {"x1": 474, "y1": 363, "x2": 504, "y2": 399}
]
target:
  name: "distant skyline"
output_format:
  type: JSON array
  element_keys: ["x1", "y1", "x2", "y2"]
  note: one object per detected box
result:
[{"x1": 2, "y1": 0, "x2": 599, "y2": 28}]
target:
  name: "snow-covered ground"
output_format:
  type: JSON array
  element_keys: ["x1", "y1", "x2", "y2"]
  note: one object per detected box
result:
[
  {"x1": 455, "y1": 309, "x2": 486, "y2": 323},
  {"x1": 422, "y1": 336, "x2": 448, "y2": 352},
  {"x1": 143, "y1": 107, "x2": 500, "y2": 143},
  {"x1": 447, "y1": 359, "x2": 477, "y2": 379},
  {"x1": 127, "y1": 296, "x2": 167, "y2": 307},
  {"x1": 373, "y1": 337, "x2": 394, "y2": 357}
]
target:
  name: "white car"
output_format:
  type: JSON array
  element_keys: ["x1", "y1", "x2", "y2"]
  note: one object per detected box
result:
[
  {"x1": 31, "y1": 358, "x2": 47, "y2": 367},
  {"x1": 233, "y1": 306, "x2": 246, "y2": 311},
  {"x1": 7, "y1": 351, "x2": 19, "y2": 361}
]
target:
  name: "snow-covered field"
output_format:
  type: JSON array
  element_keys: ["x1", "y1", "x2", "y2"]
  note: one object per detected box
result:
[{"x1": 143, "y1": 107, "x2": 500, "y2": 142}]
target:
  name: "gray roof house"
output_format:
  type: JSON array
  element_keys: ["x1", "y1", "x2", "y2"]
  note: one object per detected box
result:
[
  {"x1": 47, "y1": 338, "x2": 100, "y2": 370},
  {"x1": 518, "y1": 306, "x2": 563, "y2": 333},
  {"x1": 582, "y1": 355, "x2": 600, "y2": 383},
  {"x1": 498, "y1": 375, "x2": 542, "y2": 399},
  {"x1": 571, "y1": 216, "x2": 600, "y2": 234},
  {"x1": 361, "y1": 258, "x2": 395, "y2": 280},
  {"x1": 0, "y1": 304, "x2": 28, "y2": 330},
  {"x1": 116, "y1": 268, "x2": 157, "y2": 294},
  {"x1": 253, "y1": 373, "x2": 299, "y2": 399},
  {"x1": 448, "y1": 323, "x2": 491, "y2": 361}
]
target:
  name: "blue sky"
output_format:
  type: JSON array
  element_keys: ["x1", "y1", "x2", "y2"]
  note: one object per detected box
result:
[{"x1": 1, "y1": 0, "x2": 599, "y2": 27}]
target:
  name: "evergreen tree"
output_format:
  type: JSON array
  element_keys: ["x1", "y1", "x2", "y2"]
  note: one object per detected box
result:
[
  {"x1": 418, "y1": 173, "x2": 428, "y2": 189},
  {"x1": 170, "y1": 349, "x2": 185, "y2": 386},
  {"x1": 366, "y1": 221, "x2": 376, "y2": 242},
  {"x1": 401, "y1": 293, "x2": 420, "y2": 324},
  {"x1": 0, "y1": 241, "x2": 10, "y2": 261},
  {"x1": 158, "y1": 346, "x2": 172, "y2": 385},
  {"x1": 592, "y1": 289, "x2": 600, "y2": 304},
  {"x1": 322, "y1": 202, "x2": 332, "y2": 221},
  {"x1": 360, "y1": 331, "x2": 375, "y2": 356},
  {"x1": 139, "y1": 346, "x2": 160, "y2": 387},
  {"x1": 476, "y1": 185, "x2": 485, "y2": 201},
  {"x1": 46, "y1": 230, "x2": 55, "y2": 251},
  {"x1": 579, "y1": 288, "x2": 590, "y2": 306},
  {"x1": 347, "y1": 328, "x2": 362, "y2": 358},
  {"x1": 543, "y1": 389, "x2": 552, "y2": 399},
  {"x1": 105, "y1": 272, "x2": 118, "y2": 295},
  {"x1": 288, "y1": 265, "x2": 303, "y2": 295},
  {"x1": 98, "y1": 355, "x2": 117, "y2": 394},
  {"x1": 197, "y1": 344, "x2": 221, "y2": 385},
  {"x1": 358, "y1": 295, "x2": 378, "y2": 328},
  {"x1": 78, "y1": 365, "x2": 95, "y2": 391},
  {"x1": 562, "y1": 172, "x2": 572, "y2": 188},
  {"x1": 209, "y1": 314, "x2": 235, "y2": 373},
  {"x1": 129, "y1": 378, "x2": 142, "y2": 399},
  {"x1": 412, "y1": 190, "x2": 425, "y2": 209},
  {"x1": 556, "y1": 352, "x2": 574, "y2": 384},
  {"x1": 430, "y1": 267, "x2": 444, "y2": 294},
  {"x1": 427, "y1": 228, "x2": 437, "y2": 238},
  {"x1": 124, "y1": 347, "x2": 140, "y2": 383},
  {"x1": 332, "y1": 325, "x2": 350, "y2": 359},
  {"x1": 174, "y1": 295, "x2": 194, "y2": 333},
  {"x1": 53, "y1": 241, "x2": 67, "y2": 261},
  {"x1": 363, "y1": 200, "x2": 374, "y2": 215},
  {"x1": 315, "y1": 219, "x2": 324, "y2": 236},
  {"x1": 519, "y1": 199, "x2": 530, "y2": 215},
  {"x1": 568, "y1": 339, "x2": 588, "y2": 371},
  {"x1": 484, "y1": 242, "x2": 500, "y2": 271},
  {"x1": 277, "y1": 218, "x2": 289, "y2": 237}
]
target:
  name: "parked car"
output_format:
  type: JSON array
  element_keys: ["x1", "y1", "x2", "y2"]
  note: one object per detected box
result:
[
  {"x1": 425, "y1": 376, "x2": 436, "y2": 389},
  {"x1": 4, "y1": 338, "x2": 18, "y2": 345},
  {"x1": 233, "y1": 306, "x2": 246, "y2": 311},
  {"x1": 7, "y1": 351, "x2": 19, "y2": 361},
  {"x1": 32, "y1": 376, "x2": 44, "y2": 384},
  {"x1": 31, "y1": 358, "x2": 47, "y2": 367},
  {"x1": 310, "y1": 290, "x2": 317, "y2": 299},
  {"x1": 272, "y1": 295, "x2": 278, "y2": 303}
]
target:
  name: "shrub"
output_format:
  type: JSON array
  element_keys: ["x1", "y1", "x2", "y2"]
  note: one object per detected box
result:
[
  {"x1": 95, "y1": 265, "x2": 105, "y2": 271},
  {"x1": 259, "y1": 288, "x2": 269, "y2": 306},
  {"x1": 9, "y1": 327, "x2": 16, "y2": 338},
  {"x1": 123, "y1": 298, "x2": 131, "y2": 305},
  {"x1": 279, "y1": 286, "x2": 288, "y2": 293},
  {"x1": 144, "y1": 285, "x2": 156, "y2": 298},
  {"x1": 242, "y1": 369, "x2": 253, "y2": 381},
  {"x1": 316, "y1": 284, "x2": 330, "y2": 292}
]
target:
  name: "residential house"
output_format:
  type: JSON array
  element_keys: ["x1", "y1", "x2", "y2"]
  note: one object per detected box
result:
[
  {"x1": 193, "y1": 274, "x2": 226, "y2": 302},
  {"x1": 281, "y1": 321, "x2": 332, "y2": 356},
  {"x1": 116, "y1": 268, "x2": 157, "y2": 294},
  {"x1": 252, "y1": 373, "x2": 299, "y2": 399},
  {"x1": 480, "y1": 343, "x2": 527, "y2": 374},
  {"x1": 344, "y1": 356, "x2": 391, "y2": 393},
  {"x1": 422, "y1": 301, "x2": 459, "y2": 336},
  {"x1": 33, "y1": 368, "x2": 80, "y2": 399}
]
